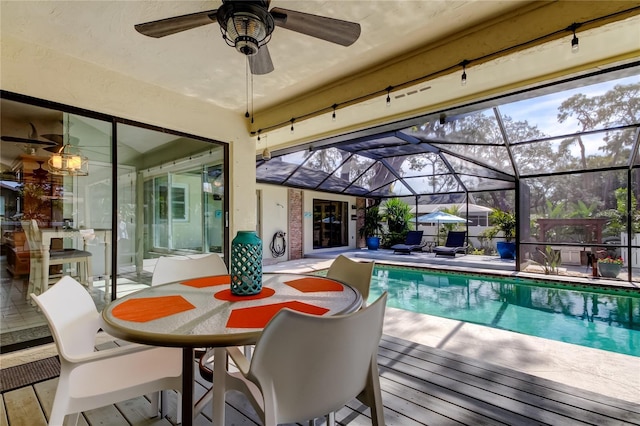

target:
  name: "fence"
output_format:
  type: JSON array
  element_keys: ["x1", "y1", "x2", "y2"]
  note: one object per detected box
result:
[{"x1": 620, "y1": 232, "x2": 639, "y2": 267}]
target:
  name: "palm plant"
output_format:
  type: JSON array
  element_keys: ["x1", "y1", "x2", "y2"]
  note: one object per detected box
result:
[
  {"x1": 383, "y1": 198, "x2": 413, "y2": 233},
  {"x1": 359, "y1": 206, "x2": 384, "y2": 250},
  {"x1": 359, "y1": 206, "x2": 384, "y2": 238},
  {"x1": 382, "y1": 198, "x2": 413, "y2": 246},
  {"x1": 489, "y1": 209, "x2": 516, "y2": 242}
]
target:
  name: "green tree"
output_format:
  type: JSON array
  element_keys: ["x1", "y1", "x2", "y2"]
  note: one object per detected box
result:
[
  {"x1": 557, "y1": 82, "x2": 639, "y2": 208},
  {"x1": 601, "y1": 188, "x2": 640, "y2": 236}
]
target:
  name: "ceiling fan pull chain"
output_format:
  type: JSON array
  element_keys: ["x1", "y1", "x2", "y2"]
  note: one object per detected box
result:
[
  {"x1": 250, "y1": 70, "x2": 254, "y2": 124},
  {"x1": 245, "y1": 57, "x2": 250, "y2": 119}
]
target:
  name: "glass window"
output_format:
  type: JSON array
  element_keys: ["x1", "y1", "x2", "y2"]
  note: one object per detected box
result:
[{"x1": 120, "y1": 123, "x2": 227, "y2": 260}]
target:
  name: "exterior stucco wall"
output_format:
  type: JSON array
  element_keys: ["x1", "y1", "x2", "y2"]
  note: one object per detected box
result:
[
  {"x1": 256, "y1": 184, "x2": 289, "y2": 261},
  {"x1": 256, "y1": 184, "x2": 358, "y2": 259}
]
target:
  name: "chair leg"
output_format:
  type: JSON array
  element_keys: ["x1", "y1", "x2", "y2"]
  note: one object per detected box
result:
[
  {"x1": 357, "y1": 358, "x2": 385, "y2": 426},
  {"x1": 243, "y1": 344, "x2": 252, "y2": 360},
  {"x1": 26, "y1": 263, "x2": 35, "y2": 301},
  {"x1": 33, "y1": 260, "x2": 44, "y2": 299},
  {"x1": 86, "y1": 257, "x2": 93, "y2": 290},
  {"x1": 176, "y1": 392, "x2": 182, "y2": 424},
  {"x1": 150, "y1": 392, "x2": 160, "y2": 417},
  {"x1": 48, "y1": 397, "x2": 68, "y2": 426},
  {"x1": 68, "y1": 412, "x2": 80, "y2": 426},
  {"x1": 158, "y1": 390, "x2": 182, "y2": 423},
  {"x1": 326, "y1": 412, "x2": 336, "y2": 425}
]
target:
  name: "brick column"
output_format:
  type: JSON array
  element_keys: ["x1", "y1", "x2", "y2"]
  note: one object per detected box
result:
[
  {"x1": 288, "y1": 189, "x2": 303, "y2": 260},
  {"x1": 356, "y1": 197, "x2": 366, "y2": 248}
]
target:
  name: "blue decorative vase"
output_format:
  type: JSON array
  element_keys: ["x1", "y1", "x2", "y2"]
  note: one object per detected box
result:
[
  {"x1": 230, "y1": 231, "x2": 263, "y2": 295},
  {"x1": 496, "y1": 242, "x2": 516, "y2": 259},
  {"x1": 366, "y1": 236, "x2": 381, "y2": 250}
]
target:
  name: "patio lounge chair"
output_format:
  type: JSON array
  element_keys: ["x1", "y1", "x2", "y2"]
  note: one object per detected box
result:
[
  {"x1": 391, "y1": 230, "x2": 425, "y2": 254},
  {"x1": 433, "y1": 231, "x2": 468, "y2": 257}
]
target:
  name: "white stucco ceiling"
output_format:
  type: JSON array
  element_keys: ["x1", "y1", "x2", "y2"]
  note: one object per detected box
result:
[
  {"x1": 1, "y1": 1, "x2": 639, "y2": 150},
  {"x1": 1, "y1": 0, "x2": 534, "y2": 113}
]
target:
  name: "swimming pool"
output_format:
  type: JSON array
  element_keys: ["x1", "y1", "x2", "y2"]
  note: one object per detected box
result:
[{"x1": 365, "y1": 265, "x2": 639, "y2": 357}]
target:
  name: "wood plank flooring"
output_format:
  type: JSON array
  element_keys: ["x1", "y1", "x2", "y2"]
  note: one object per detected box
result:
[{"x1": 1, "y1": 334, "x2": 639, "y2": 426}]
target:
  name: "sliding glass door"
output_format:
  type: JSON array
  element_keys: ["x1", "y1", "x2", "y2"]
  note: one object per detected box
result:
[{"x1": 0, "y1": 92, "x2": 228, "y2": 351}]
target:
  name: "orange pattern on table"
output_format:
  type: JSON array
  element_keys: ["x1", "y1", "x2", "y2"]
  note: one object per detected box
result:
[
  {"x1": 181, "y1": 275, "x2": 231, "y2": 288},
  {"x1": 284, "y1": 277, "x2": 344, "y2": 292},
  {"x1": 111, "y1": 295, "x2": 196, "y2": 322},
  {"x1": 226, "y1": 301, "x2": 329, "y2": 328},
  {"x1": 214, "y1": 287, "x2": 276, "y2": 301}
]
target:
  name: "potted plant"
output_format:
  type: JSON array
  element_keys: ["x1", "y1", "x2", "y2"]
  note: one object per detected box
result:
[
  {"x1": 489, "y1": 209, "x2": 516, "y2": 259},
  {"x1": 359, "y1": 206, "x2": 384, "y2": 250},
  {"x1": 597, "y1": 256, "x2": 623, "y2": 278}
]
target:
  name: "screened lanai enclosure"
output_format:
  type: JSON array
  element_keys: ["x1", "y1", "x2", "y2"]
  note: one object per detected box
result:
[{"x1": 257, "y1": 63, "x2": 640, "y2": 282}]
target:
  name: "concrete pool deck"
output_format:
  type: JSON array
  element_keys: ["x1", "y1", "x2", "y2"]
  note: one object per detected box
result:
[{"x1": 264, "y1": 254, "x2": 640, "y2": 405}]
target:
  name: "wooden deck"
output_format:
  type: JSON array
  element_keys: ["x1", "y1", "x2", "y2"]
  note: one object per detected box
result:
[{"x1": 2, "y1": 334, "x2": 639, "y2": 426}]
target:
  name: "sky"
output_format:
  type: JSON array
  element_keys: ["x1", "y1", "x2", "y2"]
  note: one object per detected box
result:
[{"x1": 499, "y1": 75, "x2": 639, "y2": 137}]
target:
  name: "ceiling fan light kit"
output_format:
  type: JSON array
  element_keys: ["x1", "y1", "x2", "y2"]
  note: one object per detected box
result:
[{"x1": 218, "y1": 3, "x2": 274, "y2": 56}]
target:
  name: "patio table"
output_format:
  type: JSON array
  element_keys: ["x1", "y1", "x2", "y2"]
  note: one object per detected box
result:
[
  {"x1": 101, "y1": 272, "x2": 362, "y2": 426},
  {"x1": 40, "y1": 228, "x2": 112, "y2": 297}
]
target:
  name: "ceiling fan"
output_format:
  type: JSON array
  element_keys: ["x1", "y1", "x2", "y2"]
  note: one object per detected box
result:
[
  {"x1": 1, "y1": 123, "x2": 57, "y2": 154},
  {"x1": 134, "y1": 0, "x2": 361, "y2": 75}
]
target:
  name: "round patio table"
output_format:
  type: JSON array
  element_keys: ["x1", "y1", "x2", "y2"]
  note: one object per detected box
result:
[{"x1": 101, "y1": 272, "x2": 362, "y2": 426}]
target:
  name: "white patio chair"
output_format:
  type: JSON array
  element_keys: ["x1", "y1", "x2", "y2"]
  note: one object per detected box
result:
[
  {"x1": 320, "y1": 254, "x2": 376, "y2": 424},
  {"x1": 22, "y1": 219, "x2": 92, "y2": 300},
  {"x1": 326, "y1": 254, "x2": 375, "y2": 304},
  {"x1": 151, "y1": 253, "x2": 228, "y2": 286},
  {"x1": 30, "y1": 276, "x2": 182, "y2": 426},
  {"x1": 224, "y1": 292, "x2": 388, "y2": 426}
]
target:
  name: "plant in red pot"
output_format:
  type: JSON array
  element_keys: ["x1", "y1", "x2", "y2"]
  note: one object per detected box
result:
[{"x1": 597, "y1": 256, "x2": 623, "y2": 278}]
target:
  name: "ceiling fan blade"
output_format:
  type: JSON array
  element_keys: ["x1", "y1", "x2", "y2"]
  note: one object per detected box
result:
[
  {"x1": 249, "y1": 46, "x2": 274, "y2": 75},
  {"x1": 270, "y1": 7, "x2": 361, "y2": 46},
  {"x1": 135, "y1": 9, "x2": 218, "y2": 38},
  {"x1": 42, "y1": 134, "x2": 80, "y2": 145},
  {"x1": 1, "y1": 136, "x2": 56, "y2": 146}
]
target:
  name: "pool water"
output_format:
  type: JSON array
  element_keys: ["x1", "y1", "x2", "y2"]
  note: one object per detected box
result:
[{"x1": 366, "y1": 265, "x2": 640, "y2": 357}]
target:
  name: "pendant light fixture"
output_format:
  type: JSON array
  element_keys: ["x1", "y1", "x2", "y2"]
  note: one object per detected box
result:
[
  {"x1": 568, "y1": 23, "x2": 581, "y2": 53},
  {"x1": 258, "y1": 130, "x2": 270, "y2": 160},
  {"x1": 48, "y1": 114, "x2": 89, "y2": 176},
  {"x1": 460, "y1": 60, "x2": 470, "y2": 86}
]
